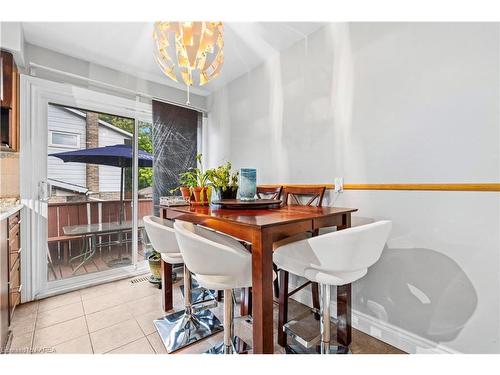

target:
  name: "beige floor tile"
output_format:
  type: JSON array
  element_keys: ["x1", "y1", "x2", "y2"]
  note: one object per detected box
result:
[
  {"x1": 82, "y1": 291, "x2": 130, "y2": 315},
  {"x1": 135, "y1": 310, "x2": 166, "y2": 336},
  {"x1": 10, "y1": 314, "x2": 37, "y2": 335},
  {"x1": 52, "y1": 335, "x2": 93, "y2": 354},
  {"x1": 7, "y1": 331, "x2": 33, "y2": 354},
  {"x1": 90, "y1": 319, "x2": 144, "y2": 354},
  {"x1": 38, "y1": 291, "x2": 81, "y2": 312},
  {"x1": 12, "y1": 301, "x2": 38, "y2": 320},
  {"x1": 146, "y1": 333, "x2": 167, "y2": 354},
  {"x1": 126, "y1": 294, "x2": 163, "y2": 317},
  {"x1": 108, "y1": 337, "x2": 155, "y2": 354},
  {"x1": 33, "y1": 316, "x2": 88, "y2": 349},
  {"x1": 118, "y1": 282, "x2": 161, "y2": 302},
  {"x1": 8, "y1": 274, "x2": 405, "y2": 355},
  {"x1": 86, "y1": 304, "x2": 134, "y2": 333},
  {"x1": 80, "y1": 282, "x2": 120, "y2": 301},
  {"x1": 36, "y1": 301, "x2": 84, "y2": 329}
]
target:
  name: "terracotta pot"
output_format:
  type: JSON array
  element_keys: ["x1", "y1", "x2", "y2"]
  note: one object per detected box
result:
[
  {"x1": 179, "y1": 186, "x2": 191, "y2": 200},
  {"x1": 192, "y1": 187, "x2": 203, "y2": 202}
]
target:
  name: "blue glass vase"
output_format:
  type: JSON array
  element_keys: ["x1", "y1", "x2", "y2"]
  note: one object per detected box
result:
[{"x1": 239, "y1": 168, "x2": 257, "y2": 201}]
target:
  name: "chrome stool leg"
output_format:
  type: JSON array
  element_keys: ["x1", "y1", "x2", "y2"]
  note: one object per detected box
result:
[
  {"x1": 206, "y1": 289, "x2": 251, "y2": 354},
  {"x1": 154, "y1": 265, "x2": 223, "y2": 353},
  {"x1": 179, "y1": 281, "x2": 217, "y2": 306},
  {"x1": 285, "y1": 284, "x2": 349, "y2": 354},
  {"x1": 320, "y1": 284, "x2": 332, "y2": 354}
]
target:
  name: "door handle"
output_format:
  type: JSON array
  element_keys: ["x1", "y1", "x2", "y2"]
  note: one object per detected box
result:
[{"x1": 38, "y1": 180, "x2": 51, "y2": 202}]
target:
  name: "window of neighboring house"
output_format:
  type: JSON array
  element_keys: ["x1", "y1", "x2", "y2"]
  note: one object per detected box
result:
[{"x1": 49, "y1": 131, "x2": 80, "y2": 149}]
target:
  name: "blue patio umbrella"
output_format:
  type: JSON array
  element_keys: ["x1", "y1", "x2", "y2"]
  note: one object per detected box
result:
[{"x1": 49, "y1": 144, "x2": 153, "y2": 223}]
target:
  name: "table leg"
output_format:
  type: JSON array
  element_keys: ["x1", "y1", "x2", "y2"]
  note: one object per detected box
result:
[
  {"x1": 240, "y1": 287, "x2": 252, "y2": 317},
  {"x1": 161, "y1": 259, "x2": 173, "y2": 312},
  {"x1": 251, "y1": 230, "x2": 274, "y2": 354},
  {"x1": 336, "y1": 213, "x2": 352, "y2": 346},
  {"x1": 216, "y1": 290, "x2": 224, "y2": 302},
  {"x1": 311, "y1": 282, "x2": 321, "y2": 319},
  {"x1": 337, "y1": 283, "x2": 351, "y2": 346},
  {"x1": 277, "y1": 269, "x2": 289, "y2": 347}
]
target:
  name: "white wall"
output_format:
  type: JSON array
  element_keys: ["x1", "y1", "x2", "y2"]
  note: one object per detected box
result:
[{"x1": 206, "y1": 23, "x2": 500, "y2": 353}]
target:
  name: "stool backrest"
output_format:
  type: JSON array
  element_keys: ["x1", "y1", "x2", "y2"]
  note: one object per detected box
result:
[
  {"x1": 174, "y1": 220, "x2": 251, "y2": 277},
  {"x1": 143, "y1": 215, "x2": 179, "y2": 254},
  {"x1": 307, "y1": 220, "x2": 392, "y2": 272}
]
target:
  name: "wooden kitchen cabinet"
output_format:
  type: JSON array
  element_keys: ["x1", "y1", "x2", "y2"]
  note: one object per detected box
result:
[
  {"x1": 8, "y1": 213, "x2": 21, "y2": 318},
  {"x1": 0, "y1": 218, "x2": 9, "y2": 351},
  {"x1": 1, "y1": 49, "x2": 19, "y2": 152},
  {"x1": 1, "y1": 50, "x2": 13, "y2": 109},
  {"x1": 0, "y1": 210, "x2": 22, "y2": 352}
]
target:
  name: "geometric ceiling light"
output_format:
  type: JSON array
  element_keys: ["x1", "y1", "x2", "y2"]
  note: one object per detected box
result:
[{"x1": 153, "y1": 21, "x2": 224, "y2": 104}]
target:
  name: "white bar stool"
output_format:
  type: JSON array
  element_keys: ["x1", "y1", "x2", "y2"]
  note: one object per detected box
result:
[
  {"x1": 174, "y1": 220, "x2": 253, "y2": 354},
  {"x1": 273, "y1": 220, "x2": 392, "y2": 354},
  {"x1": 143, "y1": 216, "x2": 223, "y2": 353}
]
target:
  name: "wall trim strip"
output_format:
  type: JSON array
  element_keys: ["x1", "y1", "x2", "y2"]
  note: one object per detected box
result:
[{"x1": 258, "y1": 183, "x2": 500, "y2": 192}]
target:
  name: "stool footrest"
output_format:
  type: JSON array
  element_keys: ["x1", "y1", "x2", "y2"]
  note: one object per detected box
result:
[
  {"x1": 180, "y1": 284, "x2": 217, "y2": 308},
  {"x1": 191, "y1": 298, "x2": 218, "y2": 313},
  {"x1": 283, "y1": 308, "x2": 339, "y2": 349}
]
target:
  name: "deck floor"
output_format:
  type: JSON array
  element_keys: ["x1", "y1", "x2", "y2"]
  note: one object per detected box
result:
[{"x1": 48, "y1": 241, "x2": 146, "y2": 281}]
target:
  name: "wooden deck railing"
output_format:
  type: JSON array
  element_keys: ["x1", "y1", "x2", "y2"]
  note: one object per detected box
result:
[{"x1": 48, "y1": 199, "x2": 153, "y2": 242}]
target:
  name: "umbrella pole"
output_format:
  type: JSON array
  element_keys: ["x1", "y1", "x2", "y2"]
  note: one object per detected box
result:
[
  {"x1": 119, "y1": 167, "x2": 124, "y2": 225},
  {"x1": 108, "y1": 166, "x2": 128, "y2": 268}
]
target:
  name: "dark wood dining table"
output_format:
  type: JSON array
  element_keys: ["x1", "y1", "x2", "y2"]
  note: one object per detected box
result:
[{"x1": 160, "y1": 204, "x2": 357, "y2": 354}]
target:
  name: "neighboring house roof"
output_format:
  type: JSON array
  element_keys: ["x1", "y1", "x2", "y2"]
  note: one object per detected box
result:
[
  {"x1": 62, "y1": 107, "x2": 133, "y2": 138},
  {"x1": 48, "y1": 178, "x2": 89, "y2": 194},
  {"x1": 138, "y1": 186, "x2": 153, "y2": 197}
]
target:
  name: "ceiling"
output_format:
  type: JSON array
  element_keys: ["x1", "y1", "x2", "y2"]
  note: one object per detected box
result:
[{"x1": 22, "y1": 22, "x2": 325, "y2": 96}]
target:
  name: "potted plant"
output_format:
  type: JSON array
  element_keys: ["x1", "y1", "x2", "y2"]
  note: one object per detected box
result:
[
  {"x1": 172, "y1": 154, "x2": 211, "y2": 205},
  {"x1": 190, "y1": 154, "x2": 209, "y2": 203},
  {"x1": 206, "y1": 161, "x2": 239, "y2": 200},
  {"x1": 170, "y1": 170, "x2": 197, "y2": 200},
  {"x1": 146, "y1": 249, "x2": 162, "y2": 285}
]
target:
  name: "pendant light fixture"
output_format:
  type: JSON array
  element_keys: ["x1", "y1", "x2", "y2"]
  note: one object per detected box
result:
[{"x1": 153, "y1": 21, "x2": 224, "y2": 104}]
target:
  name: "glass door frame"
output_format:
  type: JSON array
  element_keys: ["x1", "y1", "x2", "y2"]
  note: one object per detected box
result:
[{"x1": 20, "y1": 75, "x2": 153, "y2": 301}]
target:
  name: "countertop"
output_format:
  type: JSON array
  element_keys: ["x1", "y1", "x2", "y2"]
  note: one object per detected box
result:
[{"x1": 0, "y1": 203, "x2": 23, "y2": 221}]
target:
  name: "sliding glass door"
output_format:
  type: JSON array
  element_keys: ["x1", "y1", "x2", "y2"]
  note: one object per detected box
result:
[{"x1": 21, "y1": 76, "x2": 153, "y2": 300}]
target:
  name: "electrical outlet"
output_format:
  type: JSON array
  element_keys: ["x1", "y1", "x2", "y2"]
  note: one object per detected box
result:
[{"x1": 334, "y1": 177, "x2": 344, "y2": 192}]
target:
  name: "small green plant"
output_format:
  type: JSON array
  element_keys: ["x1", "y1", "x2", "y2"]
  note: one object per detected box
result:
[
  {"x1": 170, "y1": 153, "x2": 209, "y2": 194},
  {"x1": 206, "y1": 161, "x2": 239, "y2": 191},
  {"x1": 147, "y1": 249, "x2": 161, "y2": 261}
]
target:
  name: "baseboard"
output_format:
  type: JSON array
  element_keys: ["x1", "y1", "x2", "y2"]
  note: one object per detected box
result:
[{"x1": 290, "y1": 286, "x2": 461, "y2": 354}]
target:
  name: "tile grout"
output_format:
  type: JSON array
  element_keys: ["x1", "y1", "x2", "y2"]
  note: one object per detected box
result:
[
  {"x1": 102, "y1": 335, "x2": 153, "y2": 354},
  {"x1": 29, "y1": 302, "x2": 40, "y2": 353},
  {"x1": 80, "y1": 292, "x2": 95, "y2": 354}
]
